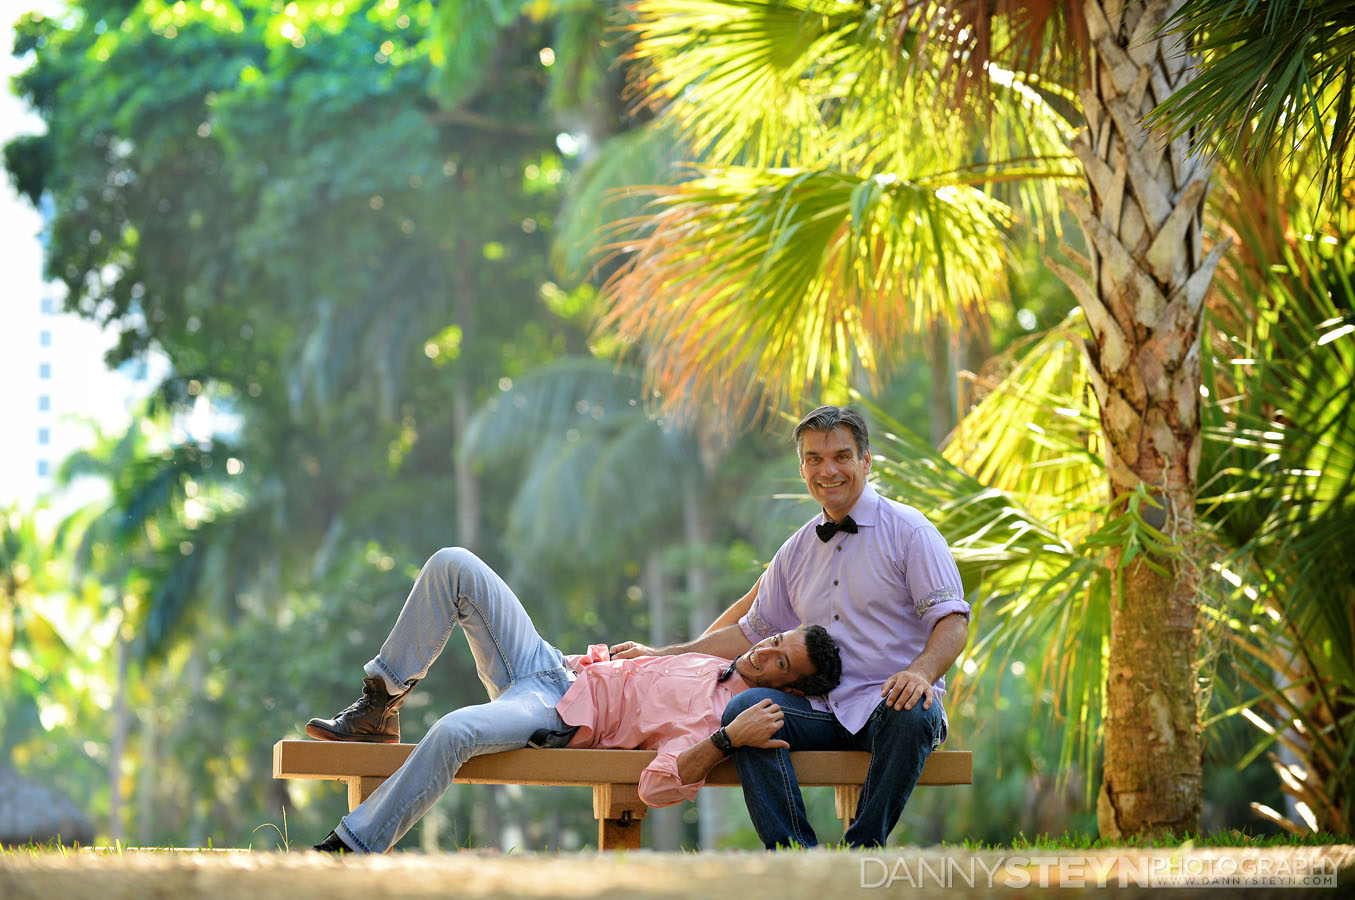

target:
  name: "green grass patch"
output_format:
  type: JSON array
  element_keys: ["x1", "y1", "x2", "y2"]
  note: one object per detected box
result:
[{"x1": 944, "y1": 829, "x2": 1355, "y2": 851}]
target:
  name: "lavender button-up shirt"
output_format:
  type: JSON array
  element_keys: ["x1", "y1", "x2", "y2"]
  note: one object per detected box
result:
[{"x1": 738, "y1": 481, "x2": 969, "y2": 734}]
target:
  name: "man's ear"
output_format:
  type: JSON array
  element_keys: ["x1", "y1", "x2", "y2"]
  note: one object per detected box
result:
[{"x1": 783, "y1": 687, "x2": 806, "y2": 697}]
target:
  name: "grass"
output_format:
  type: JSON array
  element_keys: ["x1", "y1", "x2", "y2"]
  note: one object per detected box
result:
[
  {"x1": 945, "y1": 829, "x2": 1355, "y2": 851},
  {"x1": 252, "y1": 808, "x2": 291, "y2": 851},
  {"x1": 0, "y1": 835, "x2": 249, "y2": 855}
]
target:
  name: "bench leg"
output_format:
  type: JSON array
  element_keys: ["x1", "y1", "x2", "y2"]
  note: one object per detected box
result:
[
  {"x1": 347, "y1": 776, "x2": 386, "y2": 811},
  {"x1": 598, "y1": 815, "x2": 644, "y2": 850},
  {"x1": 593, "y1": 784, "x2": 648, "y2": 851},
  {"x1": 835, "y1": 784, "x2": 861, "y2": 835}
]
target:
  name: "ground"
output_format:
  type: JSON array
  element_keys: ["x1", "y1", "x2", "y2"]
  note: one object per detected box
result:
[{"x1": 1, "y1": 845, "x2": 1351, "y2": 898}]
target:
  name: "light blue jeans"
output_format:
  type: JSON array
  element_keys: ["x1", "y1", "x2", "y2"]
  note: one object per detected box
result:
[{"x1": 336, "y1": 547, "x2": 574, "y2": 853}]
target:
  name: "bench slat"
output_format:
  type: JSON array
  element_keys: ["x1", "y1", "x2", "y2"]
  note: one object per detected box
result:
[{"x1": 272, "y1": 741, "x2": 972, "y2": 786}]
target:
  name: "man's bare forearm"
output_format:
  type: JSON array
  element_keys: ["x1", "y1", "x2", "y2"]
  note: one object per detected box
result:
[
  {"x1": 675, "y1": 698, "x2": 786, "y2": 784},
  {"x1": 907, "y1": 612, "x2": 969, "y2": 682},
  {"x1": 654, "y1": 624, "x2": 753, "y2": 659},
  {"x1": 883, "y1": 612, "x2": 970, "y2": 710},
  {"x1": 676, "y1": 736, "x2": 728, "y2": 786}
]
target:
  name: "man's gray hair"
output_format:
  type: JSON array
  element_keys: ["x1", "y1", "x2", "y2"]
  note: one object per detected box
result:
[{"x1": 792, "y1": 406, "x2": 870, "y2": 461}]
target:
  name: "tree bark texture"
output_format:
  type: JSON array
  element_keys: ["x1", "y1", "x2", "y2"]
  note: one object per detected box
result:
[{"x1": 1051, "y1": 0, "x2": 1228, "y2": 839}]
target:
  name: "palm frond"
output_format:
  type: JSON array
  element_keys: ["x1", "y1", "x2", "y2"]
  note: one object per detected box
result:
[
  {"x1": 626, "y1": 0, "x2": 1079, "y2": 204},
  {"x1": 552, "y1": 123, "x2": 688, "y2": 278},
  {"x1": 463, "y1": 356, "x2": 702, "y2": 569},
  {"x1": 894, "y1": 0, "x2": 1090, "y2": 106},
  {"x1": 626, "y1": 0, "x2": 862, "y2": 168},
  {"x1": 600, "y1": 166, "x2": 1012, "y2": 422},
  {"x1": 1154, "y1": 0, "x2": 1355, "y2": 211},
  {"x1": 462, "y1": 356, "x2": 651, "y2": 456},
  {"x1": 942, "y1": 311, "x2": 1103, "y2": 531}
]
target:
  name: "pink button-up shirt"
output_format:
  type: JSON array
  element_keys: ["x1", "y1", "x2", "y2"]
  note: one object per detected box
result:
[{"x1": 556, "y1": 646, "x2": 747, "y2": 807}]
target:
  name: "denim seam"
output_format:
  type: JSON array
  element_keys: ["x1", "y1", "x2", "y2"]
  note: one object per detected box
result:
[
  {"x1": 368, "y1": 657, "x2": 406, "y2": 692},
  {"x1": 414, "y1": 565, "x2": 461, "y2": 683},
  {"x1": 461, "y1": 592, "x2": 514, "y2": 688},
  {"x1": 858, "y1": 726, "x2": 880, "y2": 826},
  {"x1": 380, "y1": 608, "x2": 457, "y2": 688},
  {"x1": 773, "y1": 750, "x2": 811, "y2": 847},
  {"x1": 336, "y1": 820, "x2": 374, "y2": 853},
  {"x1": 372, "y1": 776, "x2": 442, "y2": 845},
  {"x1": 367, "y1": 736, "x2": 519, "y2": 847}
]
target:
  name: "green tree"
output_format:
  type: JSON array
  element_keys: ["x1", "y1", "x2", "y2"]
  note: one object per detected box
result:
[{"x1": 5, "y1": 0, "x2": 596, "y2": 847}]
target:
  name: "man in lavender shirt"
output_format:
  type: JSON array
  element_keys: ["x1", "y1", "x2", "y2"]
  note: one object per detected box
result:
[{"x1": 611, "y1": 406, "x2": 969, "y2": 848}]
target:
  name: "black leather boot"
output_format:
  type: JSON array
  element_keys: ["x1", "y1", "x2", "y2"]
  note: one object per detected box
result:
[
  {"x1": 305, "y1": 676, "x2": 409, "y2": 743},
  {"x1": 312, "y1": 830, "x2": 352, "y2": 853}
]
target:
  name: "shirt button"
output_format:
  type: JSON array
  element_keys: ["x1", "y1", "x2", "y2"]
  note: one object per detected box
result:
[
  {"x1": 834, "y1": 614, "x2": 840, "y2": 621},
  {"x1": 836, "y1": 546, "x2": 842, "y2": 552},
  {"x1": 833, "y1": 580, "x2": 838, "y2": 586}
]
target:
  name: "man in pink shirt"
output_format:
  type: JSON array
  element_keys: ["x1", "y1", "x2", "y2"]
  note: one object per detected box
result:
[{"x1": 303, "y1": 547, "x2": 841, "y2": 853}]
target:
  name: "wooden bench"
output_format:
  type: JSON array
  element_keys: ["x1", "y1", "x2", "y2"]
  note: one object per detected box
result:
[{"x1": 273, "y1": 740, "x2": 972, "y2": 849}]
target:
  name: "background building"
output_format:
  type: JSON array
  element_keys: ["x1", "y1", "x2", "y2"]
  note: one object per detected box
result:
[{"x1": 1, "y1": 2, "x2": 152, "y2": 514}]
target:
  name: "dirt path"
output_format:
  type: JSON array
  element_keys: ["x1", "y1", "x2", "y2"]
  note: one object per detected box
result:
[{"x1": 2, "y1": 845, "x2": 1351, "y2": 898}]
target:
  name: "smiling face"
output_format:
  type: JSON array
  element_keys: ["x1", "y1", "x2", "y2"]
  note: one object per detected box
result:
[
  {"x1": 734, "y1": 630, "x2": 817, "y2": 691},
  {"x1": 799, "y1": 425, "x2": 871, "y2": 522}
]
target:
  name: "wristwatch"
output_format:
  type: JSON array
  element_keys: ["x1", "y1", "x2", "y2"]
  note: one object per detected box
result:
[{"x1": 710, "y1": 726, "x2": 734, "y2": 755}]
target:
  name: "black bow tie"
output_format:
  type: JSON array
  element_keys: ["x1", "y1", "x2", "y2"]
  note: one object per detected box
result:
[{"x1": 816, "y1": 515, "x2": 858, "y2": 542}]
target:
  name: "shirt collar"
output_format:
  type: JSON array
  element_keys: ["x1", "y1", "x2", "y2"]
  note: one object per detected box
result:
[{"x1": 715, "y1": 657, "x2": 749, "y2": 692}]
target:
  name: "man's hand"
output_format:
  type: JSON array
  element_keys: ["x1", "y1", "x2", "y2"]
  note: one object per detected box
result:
[
  {"x1": 724, "y1": 698, "x2": 788, "y2": 749},
  {"x1": 608, "y1": 640, "x2": 659, "y2": 659},
  {"x1": 882, "y1": 669, "x2": 934, "y2": 711}
]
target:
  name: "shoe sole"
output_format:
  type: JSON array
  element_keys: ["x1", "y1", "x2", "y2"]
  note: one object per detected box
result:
[{"x1": 304, "y1": 722, "x2": 401, "y2": 743}]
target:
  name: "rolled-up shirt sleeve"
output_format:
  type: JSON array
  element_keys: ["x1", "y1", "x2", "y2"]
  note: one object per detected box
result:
[
  {"x1": 637, "y1": 731, "x2": 710, "y2": 807},
  {"x1": 906, "y1": 525, "x2": 969, "y2": 629}
]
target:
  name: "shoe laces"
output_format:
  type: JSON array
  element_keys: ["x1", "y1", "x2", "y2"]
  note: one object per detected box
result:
[{"x1": 337, "y1": 682, "x2": 384, "y2": 717}]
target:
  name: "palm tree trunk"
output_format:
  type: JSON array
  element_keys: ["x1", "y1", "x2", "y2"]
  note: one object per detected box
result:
[
  {"x1": 1049, "y1": 0, "x2": 1230, "y2": 839},
  {"x1": 927, "y1": 322, "x2": 956, "y2": 446}
]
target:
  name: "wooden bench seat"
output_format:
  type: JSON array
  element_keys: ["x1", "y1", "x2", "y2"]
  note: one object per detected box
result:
[{"x1": 273, "y1": 740, "x2": 972, "y2": 849}]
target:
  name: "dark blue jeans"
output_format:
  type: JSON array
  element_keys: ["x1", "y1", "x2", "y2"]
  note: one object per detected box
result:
[{"x1": 721, "y1": 688, "x2": 945, "y2": 848}]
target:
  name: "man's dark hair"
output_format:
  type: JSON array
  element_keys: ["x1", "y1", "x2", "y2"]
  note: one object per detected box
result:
[
  {"x1": 793, "y1": 406, "x2": 870, "y2": 461},
  {"x1": 785, "y1": 624, "x2": 842, "y2": 696}
]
